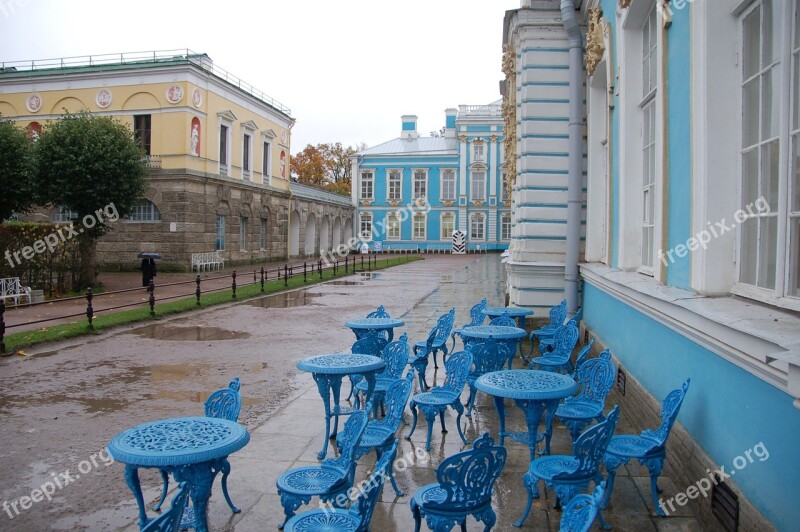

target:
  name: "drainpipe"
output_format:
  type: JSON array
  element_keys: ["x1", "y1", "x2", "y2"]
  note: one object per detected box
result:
[{"x1": 561, "y1": 0, "x2": 583, "y2": 315}]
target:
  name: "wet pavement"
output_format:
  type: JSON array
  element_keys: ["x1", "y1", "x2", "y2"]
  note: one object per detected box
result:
[{"x1": 0, "y1": 255, "x2": 703, "y2": 531}]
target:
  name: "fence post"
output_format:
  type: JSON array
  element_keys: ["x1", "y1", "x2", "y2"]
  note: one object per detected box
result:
[
  {"x1": 303, "y1": 261, "x2": 307, "y2": 282},
  {"x1": 148, "y1": 280, "x2": 155, "y2": 317},
  {"x1": 318, "y1": 260, "x2": 322, "y2": 279},
  {"x1": 260, "y1": 267, "x2": 265, "y2": 292},
  {"x1": 0, "y1": 300, "x2": 6, "y2": 353},
  {"x1": 284, "y1": 264, "x2": 288, "y2": 286},
  {"x1": 253, "y1": 269, "x2": 257, "y2": 285},
  {"x1": 345, "y1": 256, "x2": 349, "y2": 273},
  {"x1": 196, "y1": 275, "x2": 201, "y2": 306},
  {"x1": 333, "y1": 259, "x2": 337, "y2": 276},
  {"x1": 86, "y1": 287, "x2": 94, "y2": 328},
  {"x1": 361, "y1": 254, "x2": 364, "y2": 269},
  {"x1": 232, "y1": 270, "x2": 237, "y2": 299}
]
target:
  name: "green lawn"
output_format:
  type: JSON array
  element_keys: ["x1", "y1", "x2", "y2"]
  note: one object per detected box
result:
[{"x1": 3, "y1": 256, "x2": 421, "y2": 354}]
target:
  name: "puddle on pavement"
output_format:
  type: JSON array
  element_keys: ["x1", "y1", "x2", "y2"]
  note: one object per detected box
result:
[
  {"x1": 248, "y1": 290, "x2": 320, "y2": 308},
  {"x1": 329, "y1": 280, "x2": 364, "y2": 286},
  {"x1": 358, "y1": 271, "x2": 381, "y2": 280},
  {"x1": 129, "y1": 324, "x2": 250, "y2": 341}
]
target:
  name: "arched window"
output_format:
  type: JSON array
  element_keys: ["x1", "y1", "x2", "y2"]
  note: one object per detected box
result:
[{"x1": 126, "y1": 200, "x2": 161, "y2": 222}]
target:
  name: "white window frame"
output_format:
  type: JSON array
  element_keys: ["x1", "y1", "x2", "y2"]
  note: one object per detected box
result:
[
  {"x1": 441, "y1": 169, "x2": 457, "y2": 201},
  {"x1": 217, "y1": 110, "x2": 236, "y2": 177},
  {"x1": 471, "y1": 169, "x2": 487, "y2": 201},
  {"x1": 413, "y1": 169, "x2": 428, "y2": 201},
  {"x1": 501, "y1": 171, "x2": 510, "y2": 203},
  {"x1": 359, "y1": 212, "x2": 373, "y2": 241},
  {"x1": 501, "y1": 212, "x2": 512, "y2": 240},
  {"x1": 242, "y1": 133, "x2": 252, "y2": 180},
  {"x1": 126, "y1": 200, "x2": 161, "y2": 223},
  {"x1": 216, "y1": 215, "x2": 225, "y2": 251},
  {"x1": 473, "y1": 140, "x2": 485, "y2": 162},
  {"x1": 360, "y1": 170, "x2": 374, "y2": 200},
  {"x1": 387, "y1": 169, "x2": 403, "y2": 202},
  {"x1": 470, "y1": 213, "x2": 485, "y2": 241},
  {"x1": 440, "y1": 212, "x2": 455, "y2": 241},
  {"x1": 412, "y1": 212, "x2": 427, "y2": 240},
  {"x1": 263, "y1": 140, "x2": 272, "y2": 178},
  {"x1": 386, "y1": 211, "x2": 401, "y2": 240}
]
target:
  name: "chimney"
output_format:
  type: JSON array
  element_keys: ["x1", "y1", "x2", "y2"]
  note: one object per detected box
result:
[
  {"x1": 444, "y1": 108, "x2": 457, "y2": 138},
  {"x1": 401, "y1": 115, "x2": 419, "y2": 139}
]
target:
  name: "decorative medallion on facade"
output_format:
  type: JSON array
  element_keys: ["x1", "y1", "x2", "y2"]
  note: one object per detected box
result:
[
  {"x1": 166, "y1": 85, "x2": 184, "y2": 104},
  {"x1": 442, "y1": 200, "x2": 454, "y2": 207},
  {"x1": 26, "y1": 94, "x2": 42, "y2": 113},
  {"x1": 360, "y1": 200, "x2": 372, "y2": 207},
  {"x1": 473, "y1": 200, "x2": 484, "y2": 207},
  {"x1": 389, "y1": 200, "x2": 399, "y2": 207},
  {"x1": 96, "y1": 88, "x2": 112, "y2": 108},
  {"x1": 281, "y1": 130, "x2": 288, "y2": 143},
  {"x1": 192, "y1": 88, "x2": 202, "y2": 107},
  {"x1": 501, "y1": 43, "x2": 517, "y2": 190}
]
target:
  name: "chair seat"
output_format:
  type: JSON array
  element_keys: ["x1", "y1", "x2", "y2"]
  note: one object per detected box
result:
[
  {"x1": 358, "y1": 425, "x2": 394, "y2": 448},
  {"x1": 527, "y1": 455, "x2": 581, "y2": 481},
  {"x1": 354, "y1": 376, "x2": 397, "y2": 394},
  {"x1": 530, "y1": 356, "x2": 570, "y2": 368},
  {"x1": 605, "y1": 435, "x2": 661, "y2": 459},
  {"x1": 412, "y1": 390, "x2": 459, "y2": 407},
  {"x1": 284, "y1": 509, "x2": 361, "y2": 532},
  {"x1": 530, "y1": 328, "x2": 557, "y2": 338},
  {"x1": 277, "y1": 466, "x2": 348, "y2": 496},
  {"x1": 556, "y1": 401, "x2": 603, "y2": 420}
]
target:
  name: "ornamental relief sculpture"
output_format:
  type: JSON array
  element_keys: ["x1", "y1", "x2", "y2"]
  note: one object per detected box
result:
[
  {"x1": 501, "y1": 43, "x2": 517, "y2": 197},
  {"x1": 585, "y1": 7, "x2": 607, "y2": 77},
  {"x1": 619, "y1": 0, "x2": 632, "y2": 8}
]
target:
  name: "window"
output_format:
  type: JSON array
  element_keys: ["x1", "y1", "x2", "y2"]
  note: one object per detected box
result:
[
  {"x1": 640, "y1": 6, "x2": 657, "y2": 270},
  {"x1": 359, "y1": 212, "x2": 373, "y2": 240},
  {"x1": 360, "y1": 171, "x2": 374, "y2": 200},
  {"x1": 242, "y1": 133, "x2": 252, "y2": 179},
  {"x1": 471, "y1": 170, "x2": 486, "y2": 201},
  {"x1": 501, "y1": 172, "x2": 510, "y2": 202},
  {"x1": 413, "y1": 170, "x2": 427, "y2": 200},
  {"x1": 215, "y1": 215, "x2": 225, "y2": 250},
  {"x1": 126, "y1": 200, "x2": 161, "y2": 222},
  {"x1": 52, "y1": 206, "x2": 77, "y2": 223},
  {"x1": 240, "y1": 217, "x2": 247, "y2": 251},
  {"x1": 441, "y1": 213, "x2": 455, "y2": 240},
  {"x1": 263, "y1": 141, "x2": 271, "y2": 177},
  {"x1": 260, "y1": 218, "x2": 267, "y2": 249},
  {"x1": 134, "y1": 115, "x2": 151, "y2": 155},
  {"x1": 739, "y1": 0, "x2": 799, "y2": 297},
  {"x1": 473, "y1": 141, "x2": 484, "y2": 161},
  {"x1": 441, "y1": 169, "x2": 456, "y2": 201},
  {"x1": 219, "y1": 125, "x2": 230, "y2": 175},
  {"x1": 387, "y1": 170, "x2": 402, "y2": 201},
  {"x1": 386, "y1": 212, "x2": 401, "y2": 240},
  {"x1": 501, "y1": 213, "x2": 512, "y2": 240},
  {"x1": 470, "y1": 213, "x2": 485, "y2": 240},
  {"x1": 412, "y1": 213, "x2": 426, "y2": 240}
]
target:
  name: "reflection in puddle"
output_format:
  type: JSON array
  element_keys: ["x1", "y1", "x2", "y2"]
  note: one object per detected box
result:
[
  {"x1": 129, "y1": 324, "x2": 250, "y2": 341},
  {"x1": 248, "y1": 291, "x2": 320, "y2": 309},
  {"x1": 329, "y1": 281, "x2": 364, "y2": 286},
  {"x1": 358, "y1": 272, "x2": 381, "y2": 280}
]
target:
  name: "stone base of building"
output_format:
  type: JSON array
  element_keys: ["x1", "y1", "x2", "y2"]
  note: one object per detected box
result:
[{"x1": 504, "y1": 260, "x2": 567, "y2": 311}]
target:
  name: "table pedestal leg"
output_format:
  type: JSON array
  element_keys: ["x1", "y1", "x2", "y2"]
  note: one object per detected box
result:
[
  {"x1": 542, "y1": 398, "x2": 559, "y2": 455},
  {"x1": 330, "y1": 376, "x2": 343, "y2": 439},
  {"x1": 173, "y1": 463, "x2": 217, "y2": 532},
  {"x1": 492, "y1": 395, "x2": 506, "y2": 446},
  {"x1": 123, "y1": 464, "x2": 148, "y2": 528},
  {"x1": 313, "y1": 374, "x2": 333, "y2": 459},
  {"x1": 516, "y1": 399, "x2": 545, "y2": 461}
]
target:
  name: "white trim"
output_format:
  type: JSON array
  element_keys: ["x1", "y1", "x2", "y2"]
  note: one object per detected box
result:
[
  {"x1": 412, "y1": 212, "x2": 427, "y2": 240},
  {"x1": 262, "y1": 139, "x2": 272, "y2": 186},
  {"x1": 359, "y1": 169, "x2": 375, "y2": 200},
  {"x1": 440, "y1": 212, "x2": 456, "y2": 241},
  {"x1": 412, "y1": 168, "x2": 429, "y2": 201},
  {"x1": 439, "y1": 168, "x2": 458, "y2": 202},
  {"x1": 217, "y1": 112, "x2": 234, "y2": 177},
  {"x1": 386, "y1": 168, "x2": 403, "y2": 202},
  {"x1": 359, "y1": 211, "x2": 373, "y2": 241},
  {"x1": 241, "y1": 130, "x2": 253, "y2": 181},
  {"x1": 469, "y1": 212, "x2": 486, "y2": 241},
  {"x1": 385, "y1": 211, "x2": 401, "y2": 240}
]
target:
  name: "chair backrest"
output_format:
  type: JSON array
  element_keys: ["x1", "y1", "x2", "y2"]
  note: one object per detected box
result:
[
  {"x1": 425, "y1": 433, "x2": 507, "y2": 511},
  {"x1": 463, "y1": 298, "x2": 488, "y2": 328},
  {"x1": 642, "y1": 379, "x2": 691, "y2": 447},
  {"x1": 570, "y1": 356, "x2": 617, "y2": 408},
  {"x1": 141, "y1": 482, "x2": 192, "y2": 532},
  {"x1": 549, "y1": 322, "x2": 580, "y2": 358},
  {"x1": 431, "y1": 308, "x2": 456, "y2": 348},
  {"x1": 572, "y1": 337, "x2": 596, "y2": 377},
  {"x1": 381, "y1": 333, "x2": 410, "y2": 379},
  {"x1": 352, "y1": 335, "x2": 389, "y2": 357},
  {"x1": 441, "y1": 350, "x2": 473, "y2": 394},
  {"x1": 350, "y1": 440, "x2": 398, "y2": 530},
  {"x1": 366, "y1": 305, "x2": 390, "y2": 318},
  {"x1": 372, "y1": 371, "x2": 415, "y2": 434},
  {"x1": 204, "y1": 377, "x2": 242, "y2": 421},
  {"x1": 326, "y1": 410, "x2": 369, "y2": 472},
  {"x1": 466, "y1": 341, "x2": 508, "y2": 376},
  {"x1": 561, "y1": 405, "x2": 620, "y2": 479},
  {"x1": 489, "y1": 311, "x2": 516, "y2": 327},
  {"x1": 559, "y1": 482, "x2": 606, "y2": 532},
  {"x1": 548, "y1": 299, "x2": 568, "y2": 327}
]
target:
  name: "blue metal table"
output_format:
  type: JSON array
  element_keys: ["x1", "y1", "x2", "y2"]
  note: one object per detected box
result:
[
  {"x1": 108, "y1": 416, "x2": 250, "y2": 532},
  {"x1": 297, "y1": 353, "x2": 385, "y2": 459},
  {"x1": 475, "y1": 370, "x2": 577, "y2": 460},
  {"x1": 455, "y1": 325, "x2": 527, "y2": 369},
  {"x1": 344, "y1": 317, "x2": 404, "y2": 342},
  {"x1": 481, "y1": 306, "x2": 534, "y2": 329}
]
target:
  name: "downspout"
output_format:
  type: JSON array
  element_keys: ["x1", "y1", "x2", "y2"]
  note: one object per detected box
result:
[{"x1": 561, "y1": 0, "x2": 583, "y2": 315}]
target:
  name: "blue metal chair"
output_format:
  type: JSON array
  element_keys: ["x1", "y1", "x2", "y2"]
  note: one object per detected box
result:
[
  {"x1": 464, "y1": 341, "x2": 513, "y2": 417},
  {"x1": 527, "y1": 299, "x2": 567, "y2": 357},
  {"x1": 406, "y1": 350, "x2": 472, "y2": 451},
  {"x1": 488, "y1": 312, "x2": 523, "y2": 369},
  {"x1": 349, "y1": 371, "x2": 415, "y2": 496},
  {"x1": 284, "y1": 440, "x2": 398, "y2": 532},
  {"x1": 515, "y1": 406, "x2": 619, "y2": 528},
  {"x1": 142, "y1": 482, "x2": 192, "y2": 532},
  {"x1": 276, "y1": 410, "x2": 369, "y2": 529},
  {"x1": 571, "y1": 337, "x2": 596, "y2": 379},
  {"x1": 354, "y1": 333, "x2": 410, "y2": 415},
  {"x1": 410, "y1": 433, "x2": 507, "y2": 532},
  {"x1": 366, "y1": 305, "x2": 390, "y2": 319},
  {"x1": 555, "y1": 353, "x2": 617, "y2": 447},
  {"x1": 450, "y1": 298, "x2": 487, "y2": 352},
  {"x1": 540, "y1": 308, "x2": 582, "y2": 354},
  {"x1": 559, "y1": 482, "x2": 606, "y2": 532},
  {"x1": 153, "y1": 377, "x2": 242, "y2": 513},
  {"x1": 602, "y1": 379, "x2": 690, "y2": 516},
  {"x1": 348, "y1": 334, "x2": 389, "y2": 401},
  {"x1": 410, "y1": 308, "x2": 455, "y2": 389},
  {"x1": 528, "y1": 322, "x2": 579, "y2": 373}
]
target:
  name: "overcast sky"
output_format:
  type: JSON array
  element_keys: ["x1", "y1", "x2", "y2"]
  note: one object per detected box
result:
[{"x1": 0, "y1": 0, "x2": 520, "y2": 152}]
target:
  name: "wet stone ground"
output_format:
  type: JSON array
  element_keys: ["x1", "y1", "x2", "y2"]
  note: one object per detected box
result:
[{"x1": 0, "y1": 255, "x2": 703, "y2": 531}]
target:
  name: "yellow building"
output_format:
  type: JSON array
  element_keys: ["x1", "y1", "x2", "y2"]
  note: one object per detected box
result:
[{"x1": 0, "y1": 50, "x2": 353, "y2": 264}]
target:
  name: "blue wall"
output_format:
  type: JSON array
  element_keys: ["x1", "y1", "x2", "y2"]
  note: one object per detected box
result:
[{"x1": 584, "y1": 282, "x2": 798, "y2": 530}]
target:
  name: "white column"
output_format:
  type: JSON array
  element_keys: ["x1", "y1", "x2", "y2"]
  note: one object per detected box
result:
[
  {"x1": 459, "y1": 135, "x2": 468, "y2": 198},
  {"x1": 489, "y1": 135, "x2": 498, "y2": 198}
]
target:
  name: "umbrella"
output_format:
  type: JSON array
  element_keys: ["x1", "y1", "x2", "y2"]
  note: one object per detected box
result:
[{"x1": 137, "y1": 252, "x2": 161, "y2": 259}]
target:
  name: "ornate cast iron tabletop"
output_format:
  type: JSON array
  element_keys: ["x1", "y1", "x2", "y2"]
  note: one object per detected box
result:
[
  {"x1": 482, "y1": 306, "x2": 534, "y2": 328},
  {"x1": 343, "y1": 317, "x2": 405, "y2": 341}
]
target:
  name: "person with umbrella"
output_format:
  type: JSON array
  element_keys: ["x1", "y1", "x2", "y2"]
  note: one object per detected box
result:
[{"x1": 138, "y1": 252, "x2": 161, "y2": 287}]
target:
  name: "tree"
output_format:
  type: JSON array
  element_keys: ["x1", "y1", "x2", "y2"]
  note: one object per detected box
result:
[
  {"x1": 326, "y1": 142, "x2": 357, "y2": 183},
  {"x1": 290, "y1": 144, "x2": 328, "y2": 186},
  {"x1": 0, "y1": 119, "x2": 36, "y2": 221},
  {"x1": 291, "y1": 142, "x2": 360, "y2": 194},
  {"x1": 35, "y1": 112, "x2": 148, "y2": 289}
]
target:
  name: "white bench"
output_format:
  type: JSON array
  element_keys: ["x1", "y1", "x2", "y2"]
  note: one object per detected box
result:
[
  {"x1": 191, "y1": 251, "x2": 225, "y2": 272},
  {"x1": 0, "y1": 277, "x2": 32, "y2": 305}
]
